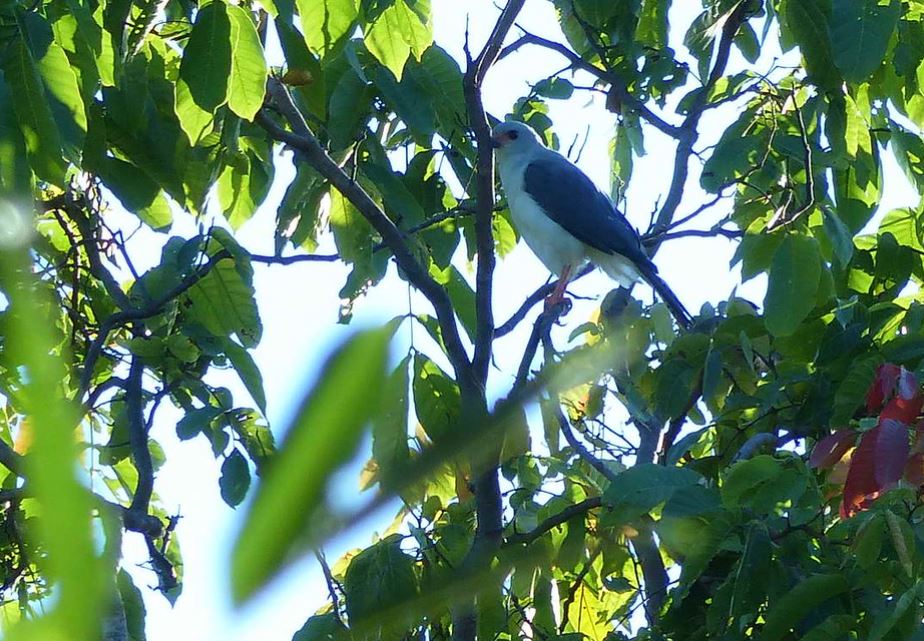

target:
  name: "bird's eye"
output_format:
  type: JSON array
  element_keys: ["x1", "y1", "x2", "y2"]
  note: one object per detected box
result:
[{"x1": 508, "y1": 130, "x2": 519, "y2": 140}]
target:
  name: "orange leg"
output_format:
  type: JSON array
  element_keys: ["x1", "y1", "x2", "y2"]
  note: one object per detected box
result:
[{"x1": 545, "y1": 264, "x2": 573, "y2": 310}]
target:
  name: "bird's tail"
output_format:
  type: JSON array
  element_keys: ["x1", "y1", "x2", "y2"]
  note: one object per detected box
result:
[{"x1": 637, "y1": 262, "x2": 692, "y2": 329}]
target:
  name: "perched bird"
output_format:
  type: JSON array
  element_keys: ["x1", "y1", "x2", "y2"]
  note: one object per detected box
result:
[{"x1": 491, "y1": 120, "x2": 691, "y2": 328}]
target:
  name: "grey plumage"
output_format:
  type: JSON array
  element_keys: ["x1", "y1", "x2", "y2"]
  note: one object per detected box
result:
[{"x1": 492, "y1": 120, "x2": 691, "y2": 328}]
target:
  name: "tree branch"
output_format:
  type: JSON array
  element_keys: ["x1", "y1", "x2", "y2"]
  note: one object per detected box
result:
[
  {"x1": 258, "y1": 79, "x2": 476, "y2": 392},
  {"x1": 79, "y1": 249, "x2": 232, "y2": 399},
  {"x1": 505, "y1": 497, "x2": 602, "y2": 547},
  {"x1": 0, "y1": 439, "x2": 24, "y2": 477},
  {"x1": 503, "y1": 32, "x2": 681, "y2": 139},
  {"x1": 494, "y1": 264, "x2": 594, "y2": 338},
  {"x1": 125, "y1": 357, "x2": 153, "y2": 515},
  {"x1": 464, "y1": 0, "x2": 525, "y2": 383},
  {"x1": 651, "y1": 3, "x2": 748, "y2": 237},
  {"x1": 558, "y1": 409, "x2": 618, "y2": 483}
]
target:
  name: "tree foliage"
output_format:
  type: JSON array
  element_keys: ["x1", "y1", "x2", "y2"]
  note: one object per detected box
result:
[{"x1": 3, "y1": 0, "x2": 924, "y2": 639}]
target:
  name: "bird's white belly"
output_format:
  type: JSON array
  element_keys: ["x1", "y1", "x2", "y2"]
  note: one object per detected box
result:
[
  {"x1": 509, "y1": 194, "x2": 587, "y2": 275},
  {"x1": 500, "y1": 160, "x2": 587, "y2": 276}
]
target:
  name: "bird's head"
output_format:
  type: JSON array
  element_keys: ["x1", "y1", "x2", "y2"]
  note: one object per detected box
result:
[{"x1": 490, "y1": 121, "x2": 542, "y2": 156}]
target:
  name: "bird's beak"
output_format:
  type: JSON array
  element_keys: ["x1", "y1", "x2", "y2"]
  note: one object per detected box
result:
[{"x1": 490, "y1": 134, "x2": 502, "y2": 149}]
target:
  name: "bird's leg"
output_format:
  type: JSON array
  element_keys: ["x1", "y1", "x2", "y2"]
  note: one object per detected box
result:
[{"x1": 545, "y1": 264, "x2": 573, "y2": 311}]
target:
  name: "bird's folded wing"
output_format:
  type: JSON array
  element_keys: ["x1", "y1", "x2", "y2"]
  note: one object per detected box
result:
[{"x1": 523, "y1": 153, "x2": 649, "y2": 265}]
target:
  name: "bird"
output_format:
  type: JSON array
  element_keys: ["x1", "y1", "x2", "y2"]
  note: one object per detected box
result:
[{"x1": 491, "y1": 120, "x2": 692, "y2": 328}]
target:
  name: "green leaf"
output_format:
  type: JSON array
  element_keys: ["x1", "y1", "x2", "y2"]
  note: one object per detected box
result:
[
  {"x1": 891, "y1": 127, "x2": 924, "y2": 194},
  {"x1": 822, "y1": 208, "x2": 854, "y2": 267},
  {"x1": 0, "y1": 241, "x2": 106, "y2": 639},
  {"x1": 764, "y1": 234, "x2": 822, "y2": 336},
  {"x1": 220, "y1": 449, "x2": 252, "y2": 507},
  {"x1": 829, "y1": 0, "x2": 900, "y2": 83},
  {"x1": 721, "y1": 455, "x2": 782, "y2": 507},
  {"x1": 372, "y1": 357, "x2": 411, "y2": 493},
  {"x1": 602, "y1": 464, "x2": 702, "y2": 522},
  {"x1": 0, "y1": 70, "x2": 32, "y2": 194},
  {"x1": 329, "y1": 186, "x2": 375, "y2": 263},
  {"x1": 728, "y1": 524, "x2": 773, "y2": 617},
  {"x1": 344, "y1": 537, "x2": 418, "y2": 628},
  {"x1": 636, "y1": 0, "x2": 669, "y2": 48},
  {"x1": 184, "y1": 257, "x2": 263, "y2": 348},
  {"x1": 175, "y1": 0, "x2": 232, "y2": 144},
  {"x1": 19, "y1": 11, "x2": 87, "y2": 160},
  {"x1": 298, "y1": 0, "x2": 358, "y2": 56},
  {"x1": 217, "y1": 149, "x2": 274, "y2": 229},
  {"x1": 844, "y1": 85, "x2": 871, "y2": 158},
  {"x1": 430, "y1": 266, "x2": 476, "y2": 341},
  {"x1": 868, "y1": 580, "x2": 924, "y2": 641},
  {"x1": 292, "y1": 612, "x2": 347, "y2": 641},
  {"x1": 221, "y1": 338, "x2": 267, "y2": 414},
  {"x1": 117, "y1": 569, "x2": 147, "y2": 641},
  {"x1": 0, "y1": 34, "x2": 67, "y2": 184},
  {"x1": 783, "y1": 0, "x2": 840, "y2": 89},
  {"x1": 227, "y1": 5, "x2": 268, "y2": 120},
  {"x1": 832, "y1": 355, "x2": 880, "y2": 425},
  {"x1": 98, "y1": 157, "x2": 173, "y2": 230},
  {"x1": 176, "y1": 407, "x2": 222, "y2": 441},
  {"x1": 404, "y1": 45, "x2": 464, "y2": 133},
  {"x1": 413, "y1": 353, "x2": 461, "y2": 444},
  {"x1": 760, "y1": 574, "x2": 849, "y2": 641},
  {"x1": 231, "y1": 327, "x2": 391, "y2": 603},
  {"x1": 327, "y1": 65, "x2": 373, "y2": 150},
  {"x1": 365, "y1": 0, "x2": 431, "y2": 80},
  {"x1": 534, "y1": 77, "x2": 574, "y2": 100}
]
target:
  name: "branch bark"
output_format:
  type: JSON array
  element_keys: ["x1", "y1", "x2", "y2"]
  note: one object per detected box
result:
[
  {"x1": 257, "y1": 80, "x2": 476, "y2": 393},
  {"x1": 464, "y1": 0, "x2": 526, "y2": 383}
]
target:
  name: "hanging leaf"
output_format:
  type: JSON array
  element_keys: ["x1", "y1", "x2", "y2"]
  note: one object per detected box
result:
[
  {"x1": 764, "y1": 234, "x2": 822, "y2": 336},
  {"x1": 227, "y1": 5, "x2": 268, "y2": 120},
  {"x1": 175, "y1": 0, "x2": 232, "y2": 143},
  {"x1": 829, "y1": 0, "x2": 900, "y2": 83},
  {"x1": 760, "y1": 574, "x2": 850, "y2": 641},
  {"x1": 220, "y1": 448, "x2": 252, "y2": 507}
]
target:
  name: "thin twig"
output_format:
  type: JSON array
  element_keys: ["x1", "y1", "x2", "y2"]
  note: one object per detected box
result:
[
  {"x1": 650, "y1": 3, "x2": 748, "y2": 241},
  {"x1": 315, "y1": 550, "x2": 343, "y2": 622},
  {"x1": 79, "y1": 249, "x2": 233, "y2": 399},
  {"x1": 505, "y1": 497, "x2": 602, "y2": 547},
  {"x1": 505, "y1": 32, "x2": 681, "y2": 139},
  {"x1": 494, "y1": 264, "x2": 594, "y2": 338}
]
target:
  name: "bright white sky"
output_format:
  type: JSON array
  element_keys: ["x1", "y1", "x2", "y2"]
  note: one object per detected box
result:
[{"x1": 115, "y1": 2, "x2": 920, "y2": 640}]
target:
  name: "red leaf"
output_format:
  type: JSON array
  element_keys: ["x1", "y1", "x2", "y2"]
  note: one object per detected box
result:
[
  {"x1": 880, "y1": 394, "x2": 923, "y2": 424},
  {"x1": 810, "y1": 430, "x2": 856, "y2": 469},
  {"x1": 841, "y1": 427, "x2": 880, "y2": 518},
  {"x1": 904, "y1": 453, "x2": 924, "y2": 486},
  {"x1": 874, "y1": 418, "x2": 910, "y2": 489},
  {"x1": 867, "y1": 364, "x2": 901, "y2": 412}
]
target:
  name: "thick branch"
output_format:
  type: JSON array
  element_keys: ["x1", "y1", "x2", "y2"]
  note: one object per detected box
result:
[
  {"x1": 258, "y1": 80, "x2": 476, "y2": 392},
  {"x1": 0, "y1": 440, "x2": 24, "y2": 477},
  {"x1": 126, "y1": 357, "x2": 153, "y2": 514},
  {"x1": 464, "y1": 0, "x2": 525, "y2": 383}
]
